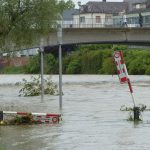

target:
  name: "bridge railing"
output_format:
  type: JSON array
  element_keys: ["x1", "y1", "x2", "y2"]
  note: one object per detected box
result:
[{"x1": 61, "y1": 16, "x2": 150, "y2": 28}]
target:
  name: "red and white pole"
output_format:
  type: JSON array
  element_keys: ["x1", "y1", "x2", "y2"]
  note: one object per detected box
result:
[
  {"x1": 114, "y1": 50, "x2": 140, "y2": 120},
  {"x1": 114, "y1": 50, "x2": 136, "y2": 107}
]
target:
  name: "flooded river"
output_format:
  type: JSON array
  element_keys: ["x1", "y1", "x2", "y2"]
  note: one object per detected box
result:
[{"x1": 1, "y1": 75, "x2": 150, "y2": 150}]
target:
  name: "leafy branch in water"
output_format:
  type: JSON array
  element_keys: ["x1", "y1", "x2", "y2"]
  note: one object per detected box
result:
[
  {"x1": 127, "y1": 111, "x2": 142, "y2": 122},
  {"x1": 120, "y1": 104, "x2": 146, "y2": 122},
  {"x1": 120, "y1": 104, "x2": 147, "y2": 112},
  {"x1": 18, "y1": 76, "x2": 58, "y2": 96}
]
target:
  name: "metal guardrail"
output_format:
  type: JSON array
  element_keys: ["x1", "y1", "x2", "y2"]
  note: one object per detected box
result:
[{"x1": 61, "y1": 17, "x2": 150, "y2": 28}]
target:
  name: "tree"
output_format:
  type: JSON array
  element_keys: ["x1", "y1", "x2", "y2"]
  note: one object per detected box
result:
[
  {"x1": 0, "y1": 0, "x2": 74, "y2": 51},
  {"x1": 58, "y1": 0, "x2": 75, "y2": 14}
]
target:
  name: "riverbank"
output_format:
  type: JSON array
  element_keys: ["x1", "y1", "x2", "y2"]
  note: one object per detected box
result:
[{"x1": 1, "y1": 45, "x2": 150, "y2": 75}]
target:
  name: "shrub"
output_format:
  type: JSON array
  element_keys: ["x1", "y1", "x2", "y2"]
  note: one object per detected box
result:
[
  {"x1": 66, "y1": 59, "x2": 81, "y2": 74},
  {"x1": 100, "y1": 57, "x2": 115, "y2": 74},
  {"x1": 44, "y1": 53, "x2": 57, "y2": 74},
  {"x1": 24, "y1": 55, "x2": 40, "y2": 74},
  {"x1": 18, "y1": 76, "x2": 58, "y2": 96},
  {"x1": 0, "y1": 66, "x2": 25, "y2": 74}
]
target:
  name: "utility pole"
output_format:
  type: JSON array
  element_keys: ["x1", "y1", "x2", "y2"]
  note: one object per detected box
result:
[
  {"x1": 40, "y1": 39, "x2": 44, "y2": 102},
  {"x1": 78, "y1": 1, "x2": 81, "y2": 28},
  {"x1": 57, "y1": 15, "x2": 63, "y2": 110}
]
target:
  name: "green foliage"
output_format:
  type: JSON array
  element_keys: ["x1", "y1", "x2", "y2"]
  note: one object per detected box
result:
[
  {"x1": 19, "y1": 76, "x2": 58, "y2": 96},
  {"x1": 127, "y1": 111, "x2": 134, "y2": 121},
  {"x1": 128, "y1": 58, "x2": 145, "y2": 75},
  {"x1": 125, "y1": 50, "x2": 150, "y2": 75},
  {"x1": 120, "y1": 104, "x2": 147, "y2": 112},
  {"x1": 7, "y1": 114, "x2": 41, "y2": 125},
  {"x1": 24, "y1": 53, "x2": 58, "y2": 74},
  {"x1": 1, "y1": 45, "x2": 150, "y2": 75},
  {"x1": 63, "y1": 55, "x2": 72, "y2": 73},
  {"x1": 145, "y1": 66, "x2": 150, "y2": 75},
  {"x1": 58, "y1": 0, "x2": 75, "y2": 14},
  {"x1": 24, "y1": 55, "x2": 40, "y2": 74},
  {"x1": 112, "y1": 45, "x2": 128, "y2": 51},
  {"x1": 0, "y1": 66, "x2": 25, "y2": 74},
  {"x1": 100, "y1": 58, "x2": 114, "y2": 74},
  {"x1": 80, "y1": 50, "x2": 103, "y2": 74},
  {"x1": 66, "y1": 59, "x2": 81, "y2": 74},
  {"x1": 44, "y1": 53, "x2": 58, "y2": 74},
  {"x1": 127, "y1": 111, "x2": 142, "y2": 122},
  {"x1": 0, "y1": 0, "x2": 74, "y2": 50},
  {"x1": 79, "y1": 44, "x2": 112, "y2": 51}
]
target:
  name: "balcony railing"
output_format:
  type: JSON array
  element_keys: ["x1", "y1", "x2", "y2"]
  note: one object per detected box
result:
[{"x1": 61, "y1": 17, "x2": 150, "y2": 28}]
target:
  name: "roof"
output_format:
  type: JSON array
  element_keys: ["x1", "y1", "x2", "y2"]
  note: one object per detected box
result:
[
  {"x1": 74, "y1": 2, "x2": 128, "y2": 15},
  {"x1": 124, "y1": 0, "x2": 147, "y2": 5}
]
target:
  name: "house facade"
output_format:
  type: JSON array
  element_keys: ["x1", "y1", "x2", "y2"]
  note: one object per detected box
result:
[
  {"x1": 72, "y1": 0, "x2": 150, "y2": 28},
  {"x1": 73, "y1": 1, "x2": 128, "y2": 28},
  {"x1": 124, "y1": 0, "x2": 150, "y2": 27},
  {"x1": 62, "y1": 9, "x2": 77, "y2": 28},
  {"x1": 124, "y1": 0, "x2": 149, "y2": 11}
]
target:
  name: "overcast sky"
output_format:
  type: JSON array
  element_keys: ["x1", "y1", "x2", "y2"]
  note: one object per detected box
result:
[{"x1": 73, "y1": 0, "x2": 123, "y2": 8}]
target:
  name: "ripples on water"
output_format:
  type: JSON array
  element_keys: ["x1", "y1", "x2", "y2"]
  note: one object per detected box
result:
[{"x1": 0, "y1": 75, "x2": 150, "y2": 150}]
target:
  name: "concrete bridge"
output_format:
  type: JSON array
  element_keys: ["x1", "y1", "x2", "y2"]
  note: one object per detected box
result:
[{"x1": 45, "y1": 27, "x2": 150, "y2": 47}]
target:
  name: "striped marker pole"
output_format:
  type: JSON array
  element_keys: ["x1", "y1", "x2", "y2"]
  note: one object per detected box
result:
[
  {"x1": 114, "y1": 50, "x2": 141, "y2": 120},
  {"x1": 114, "y1": 50, "x2": 136, "y2": 107},
  {"x1": 120, "y1": 51, "x2": 136, "y2": 107}
]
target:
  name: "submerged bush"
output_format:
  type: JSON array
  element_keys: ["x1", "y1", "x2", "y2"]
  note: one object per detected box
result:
[
  {"x1": 0, "y1": 114, "x2": 41, "y2": 125},
  {"x1": 120, "y1": 104, "x2": 147, "y2": 112},
  {"x1": 127, "y1": 111, "x2": 142, "y2": 122},
  {"x1": 18, "y1": 76, "x2": 58, "y2": 96},
  {"x1": 9, "y1": 114, "x2": 36, "y2": 125},
  {"x1": 120, "y1": 104, "x2": 146, "y2": 122}
]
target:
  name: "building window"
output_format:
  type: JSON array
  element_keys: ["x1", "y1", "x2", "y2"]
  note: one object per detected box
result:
[
  {"x1": 135, "y1": 3, "x2": 146, "y2": 9},
  {"x1": 80, "y1": 17, "x2": 85, "y2": 23},
  {"x1": 145, "y1": 16, "x2": 150, "y2": 24},
  {"x1": 105, "y1": 15, "x2": 112, "y2": 23},
  {"x1": 96, "y1": 16, "x2": 101, "y2": 23},
  {"x1": 136, "y1": 4, "x2": 140, "y2": 9}
]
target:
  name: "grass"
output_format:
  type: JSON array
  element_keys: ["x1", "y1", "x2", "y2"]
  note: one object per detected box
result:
[{"x1": 0, "y1": 66, "x2": 25, "y2": 74}]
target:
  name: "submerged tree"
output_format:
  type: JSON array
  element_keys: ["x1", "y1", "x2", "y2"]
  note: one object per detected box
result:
[{"x1": 0, "y1": 0, "x2": 74, "y2": 51}]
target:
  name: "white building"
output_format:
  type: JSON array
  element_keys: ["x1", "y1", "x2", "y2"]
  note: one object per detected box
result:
[{"x1": 73, "y1": 0, "x2": 128, "y2": 28}]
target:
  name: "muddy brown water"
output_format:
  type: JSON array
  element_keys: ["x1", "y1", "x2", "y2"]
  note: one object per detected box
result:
[{"x1": 1, "y1": 75, "x2": 150, "y2": 150}]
